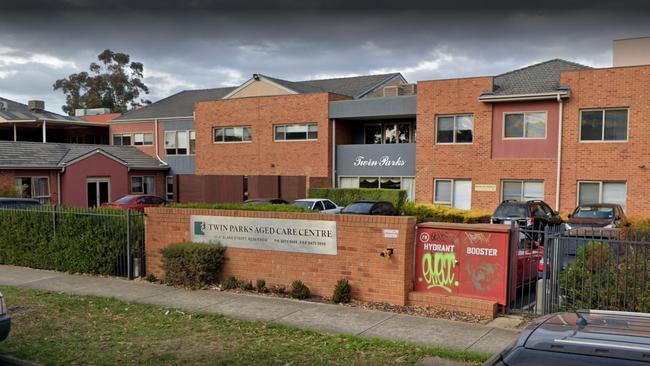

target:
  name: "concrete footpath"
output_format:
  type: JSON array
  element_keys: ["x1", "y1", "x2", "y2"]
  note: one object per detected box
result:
[{"x1": 0, "y1": 265, "x2": 520, "y2": 355}]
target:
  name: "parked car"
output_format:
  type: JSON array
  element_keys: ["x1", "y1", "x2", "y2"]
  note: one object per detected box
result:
[
  {"x1": 514, "y1": 230, "x2": 544, "y2": 289},
  {"x1": 484, "y1": 310, "x2": 650, "y2": 365},
  {"x1": 101, "y1": 195, "x2": 167, "y2": 212},
  {"x1": 0, "y1": 291, "x2": 10, "y2": 342},
  {"x1": 566, "y1": 203, "x2": 627, "y2": 230},
  {"x1": 243, "y1": 198, "x2": 289, "y2": 205},
  {"x1": 292, "y1": 198, "x2": 342, "y2": 214},
  {"x1": 0, "y1": 197, "x2": 41, "y2": 209},
  {"x1": 491, "y1": 200, "x2": 563, "y2": 230},
  {"x1": 339, "y1": 200, "x2": 399, "y2": 216}
]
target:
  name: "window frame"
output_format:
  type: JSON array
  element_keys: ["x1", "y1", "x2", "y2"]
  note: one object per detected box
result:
[
  {"x1": 273, "y1": 123, "x2": 319, "y2": 142},
  {"x1": 165, "y1": 176, "x2": 174, "y2": 201},
  {"x1": 500, "y1": 180, "x2": 545, "y2": 202},
  {"x1": 15, "y1": 176, "x2": 51, "y2": 202},
  {"x1": 362, "y1": 122, "x2": 415, "y2": 144},
  {"x1": 433, "y1": 178, "x2": 472, "y2": 208},
  {"x1": 212, "y1": 126, "x2": 253, "y2": 144},
  {"x1": 133, "y1": 132, "x2": 153, "y2": 146},
  {"x1": 576, "y1": 180, "x2": 627, "y2": 209},
  {"x1": 131, "y1": 175, "x2": 156, "y2": 195},
  {"x1": 164, "y1": 130, "x2": 195, "y2": 156},
  {"x1": 435, "y1": 114, "x2": 474, "y2": 144},
  {"x1": 502, "y1": 111, "x2": 548, "y2": 140},
  {"x1": 579, "y1": 108, "x2": 629, "y2": 143},
  {"x1": 112, "y1": 133, "x2": 132, "y2": 146}
]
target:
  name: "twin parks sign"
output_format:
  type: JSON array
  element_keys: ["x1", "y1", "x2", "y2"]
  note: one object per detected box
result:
[{"x1": 190, "y1": 215, "x2": 338, "y2": 255}]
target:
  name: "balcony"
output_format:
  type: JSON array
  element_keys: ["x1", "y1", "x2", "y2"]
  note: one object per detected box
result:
[{"x1": 335, "y1": 143, "x2": 416, "y2": 177}]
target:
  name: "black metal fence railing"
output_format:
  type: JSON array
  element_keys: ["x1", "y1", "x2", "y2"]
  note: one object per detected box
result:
[
  {"x1": 0, "y1": 205, "x2": 145, "y2": 279},
  {"x1": 540, "y1": 227, "x2": 650, "y2": 315}
]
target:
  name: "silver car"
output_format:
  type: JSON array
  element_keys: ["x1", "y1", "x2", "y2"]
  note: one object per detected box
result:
[{"x1": 292, "y1": 199, "x2": 342, "y2": 214}]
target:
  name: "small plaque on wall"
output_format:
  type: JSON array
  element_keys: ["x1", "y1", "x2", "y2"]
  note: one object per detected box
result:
[{"x1": 474, "y1": 184, "x2": 497, "y2": 192}]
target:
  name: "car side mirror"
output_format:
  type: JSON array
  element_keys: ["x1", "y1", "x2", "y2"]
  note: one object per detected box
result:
[{"x1": 567, "y1": 213, "x2": 572, "y2": 218}]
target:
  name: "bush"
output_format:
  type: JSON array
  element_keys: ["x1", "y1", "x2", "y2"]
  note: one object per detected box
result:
[
  {"x1": 0, "y1": 206, "x2": 145, "y2": 275},
  {"x1": 400, "y1": 203, "x2": 491, "y2": 224},
  {"x1": 160, "y1": 242, "x2": 226, "y2": 289},
  {"x1": 560, "y1": 241, "x2": 650, "y2": 312},
  {"x1": 239, "y1": 280, "x2": 253, "y2": 291},
  {"x1": 308, "y1": 188, "x2": 407, "y2": 209},
  {"x1": 290, "y1": 280, "x2": 310, "y2": 299},
  {"x1": 170, "y1": 202, "x2": 308, "y2": 212},
  {"x1": 332, "y1": 279, "x2": 352, "y2": 303},
  {"x1": 144, "y1": 273, "x2": 158, "y2": 283},
  {"x1": 256, "y1": 279, "x2": 268, "y2": 293},
  {"x1": 272, "y1": 284, "x2": 286, "y2": 294},
  {"x1": 222, "y1": 276, "x2": 239, "y2": 290}
]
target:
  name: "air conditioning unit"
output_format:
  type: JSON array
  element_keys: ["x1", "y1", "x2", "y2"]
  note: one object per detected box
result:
[
  {"x1": 28, "y1": 100, "x2": 45, "y2": 112},
  {"x1": 382, "y1": 86, "x2": 399, "y2": 97}
]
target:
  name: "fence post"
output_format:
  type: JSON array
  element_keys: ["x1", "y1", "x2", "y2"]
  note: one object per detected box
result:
[
  {"x1": 51, "y1": 205, "x2": 57, "y2": 236},
  {"x1": 541, "y1": 226, "x2": 550, "y2": 314},
  {"x1": 127, "y1": 209, "x2": 132, "y2": 280},
  {"x1": 506, "y1": 221, "x2": 517, "y2": 313}
]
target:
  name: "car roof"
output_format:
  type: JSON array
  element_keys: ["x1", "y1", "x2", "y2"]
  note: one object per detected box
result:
[
  {"x1": 294, "y1": 198, "x2": 328, "y2": 202},
  {"x1": 526, "y1": 311, "x2": 650, "y2": 362},
  {"x1": 350, "y1": 200, "x2": 384, "y2": 204},
  {"x1": 576, "y1": 203, "x2": 621, "y2": 208}
]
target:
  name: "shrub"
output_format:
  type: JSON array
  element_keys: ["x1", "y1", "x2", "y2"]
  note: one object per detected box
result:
[
  {"x1": 222, "y1": 276, "x2": 239, "y2": 290},
  {"x1": 332, "y1": 279, "x2": 352, "y2": 303},
  {"x1": 272, "y1": 284, "x2": 286, "y2": 294},
  {"x1": 170, "y1": 202, "x2": 308, "y2": 212},
  {"x1": 239, "y1": 280, "x2": 253, "y2": 291},
  {"x1": 160, "y1": 242, "x2": 226, "y2": 289},
  {"x1": 308, "y1": 188, "x2": 407, "y2": 208},
  {"x1": 144, "y1": 273, "x2": 158, "y2": 283},
  {"x1": 400, "y1": 203, "x2": 491, "y2": 224},
  {"x1": 256, "y1": 279, "x2": 268, "y2": 293},
  {"x1": 290, "y1": 280, "x2": 310, "y2": 299},
  {"x1": 0, "y1": 206, "x2": 145, "y2": 275}
]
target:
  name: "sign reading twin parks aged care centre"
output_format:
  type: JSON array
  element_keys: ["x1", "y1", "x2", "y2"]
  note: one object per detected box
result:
[{"x1": 191, "y1": 215, "x2": 338, "y2": 255}]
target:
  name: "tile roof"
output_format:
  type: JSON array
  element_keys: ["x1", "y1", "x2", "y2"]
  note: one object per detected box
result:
[
  {"x1": 114, "y1": 73, "x2": 402, "y2": 121},
  {"x1": 491, "y1": 59, "x2": 591, "y2": 96},
  {"x1": 0, "y1": 141, "x2": 168, "y2": 170},
  {"x1": 0, "y1": 97, "x2": 81, "y2": 123}
]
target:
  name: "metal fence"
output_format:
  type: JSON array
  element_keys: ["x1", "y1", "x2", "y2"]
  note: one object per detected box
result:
[{"x1": 0, "y1": 205, "x2": 145, "y2": 279}]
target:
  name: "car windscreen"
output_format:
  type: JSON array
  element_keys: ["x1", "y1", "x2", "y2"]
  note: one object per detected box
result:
[
  {"x1": 494, "y1": 203, "x2": 527, "y2": 218},
  {"x1": 292, "y1": 201, "x2": 313, "y2": 209},
  {"x1": 574, "y1": 206, "x2": 614, "y2": 219},
  {"x1": 115, "y1": 196, "x2": 136, "y2": 204},
  {"x1": 342, "y1": 202, "x2": 374, "y2": 214}
]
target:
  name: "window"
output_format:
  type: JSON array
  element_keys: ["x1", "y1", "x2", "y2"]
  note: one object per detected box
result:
[
  {"x1": 434, "y1": 179, "x2": 472, "y2": 210},
  {"x1": 578, "y1": 181, "x2": 627, "y2": 211},
  {"x1": 323, "y1": 200, "x2": 336, "y2": 210},
  {"x1": 501, "y1": 180, "x2": 544, "y2": 201},
  {"x1": 165, "y1": 130, "x2": 194, "y2": 155},
  {"x1": 580, "y1": 109, "x2": 628, "y2": 142},
  {"x1": 131, "y1": 176, "x2": 155, "y2": 194},
  {"x1": 436, "y1": 115, "x2": 473, "y2": 144},
  {"x1": 166, "y1": 176, "x2": 174, "y2": 201},
  {"x1": 339, "y1": 176, "x2": 415, "y2": 202},
  {"x1": 112, "y1": 134, "x2": 131, "y2": 146},
  {"x1": 274, "y1": 123, "x2": 318, "y2": 141},
  {"x1": 504, "y1": 112, "x2": 547, "y2": 139},
  {"x1": 15, "y1": 177, "x2": 50, "y2": 203},
  {"x1": 363, "y1": 122, "x2": 414, "y2": 144},
  {"x1": 133, "y1": 133, "x2": 153, "y2": 146},
  {"x1": 213, "y1": 126, "x2": 252, "y2": 143}
]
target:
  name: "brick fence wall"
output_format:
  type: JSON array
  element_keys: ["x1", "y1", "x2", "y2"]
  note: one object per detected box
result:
[{"x1": 145, "y1": 207, "x2": 416, "y2": 305}]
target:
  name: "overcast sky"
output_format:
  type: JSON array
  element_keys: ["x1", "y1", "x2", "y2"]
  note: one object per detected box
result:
[{"x1": 1, "y1": 1, "x2": 650, "y2": 114}]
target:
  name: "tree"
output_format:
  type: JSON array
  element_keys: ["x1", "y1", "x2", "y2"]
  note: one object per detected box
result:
[{"x1": 54, "y1": 49, "x2": 151, "y2": 115}]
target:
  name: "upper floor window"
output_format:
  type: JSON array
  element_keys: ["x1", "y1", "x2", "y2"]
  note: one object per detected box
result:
[
  {"x1": 165, "y1": 130, "x2": 195, "y2": 155},
  {"x1": 436, "y1": 115, "x2": 473, "y2": 144},
  {"x1": 580, "y1": 109, "x2": 628, "y2": 142},
  {"x1": 274, "y1": 123, "x2": 317, "y2": 141},
  {"x1": 364, "y1": 122, "x2": 414, "y2": 144},
  {"x1": 134, "y1": 133, "x2": 153, "y2": 146},
  {"x1": 213, "y1": 126, "x2": 252, "y2": 143},
  {"x1": 112, "y1": 134, "x2": 131, "y2": 146},
  {"x1": 504, "y1": 112, "x2": 547, "y2": 139}
]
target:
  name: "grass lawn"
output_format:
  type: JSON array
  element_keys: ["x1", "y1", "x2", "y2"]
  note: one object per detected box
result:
[{"x1": 0, "y1": 286, "x2": 489, "y2": 365}]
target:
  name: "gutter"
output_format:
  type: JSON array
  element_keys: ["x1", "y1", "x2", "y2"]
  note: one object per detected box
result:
[
  {"x1": 479, "y1": 91, "x2": 570, "y2": 102},
  {"x1": 555, "y1": 94, "x2": 564, "y2": 211},
  {"x1": 112, "y1": 115, "x2": 194, "y2": 123}
]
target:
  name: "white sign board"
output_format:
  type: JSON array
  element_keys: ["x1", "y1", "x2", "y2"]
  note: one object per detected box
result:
[
  {"x1": 474, "y1": 184, "x2": 497, "y2": 192},
  {"x1": 190, "y1": 215, "x2": 337, "y2": 255},
  {"x1": 383, "y1": 229, "x2": 399, "y2": 239}
]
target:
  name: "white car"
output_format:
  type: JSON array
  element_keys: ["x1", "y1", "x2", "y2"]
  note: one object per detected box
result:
[{"x1": 293, "y1": 199, "x2": 342, "y2": 214}]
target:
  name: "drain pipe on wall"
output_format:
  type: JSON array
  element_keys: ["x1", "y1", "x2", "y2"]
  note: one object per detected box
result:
[
  {"x1": 555, "y1": 94, "x2": 564, "y2": 211},
  {"x1": 154, "y1": 119, "x2": 168, "y2": 166},
  {"x1": 331, "y1": 119, "x2": 336, "y2": 187}
]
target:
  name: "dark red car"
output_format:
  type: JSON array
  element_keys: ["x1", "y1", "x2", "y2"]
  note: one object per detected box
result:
[{"x1": 101, "y1": 195, "x2": 167, "y2": 212}]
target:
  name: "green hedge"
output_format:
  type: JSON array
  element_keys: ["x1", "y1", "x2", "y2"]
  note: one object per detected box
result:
[
  {"x1": 170, "y1": 202, "x2": 308, "y2": 212},
  {"x1": 400, "y1": 203, "x2": 492, "y2": 223},
  {"x1": 0, "y1": 206, "x2": 144, "y2": 275},
  {"x1": 161, "y1": 242, "x2": 226, "y2": 289},
  {"x1": 308, "y1": 188, "x2": 407, "y2": 208}
]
